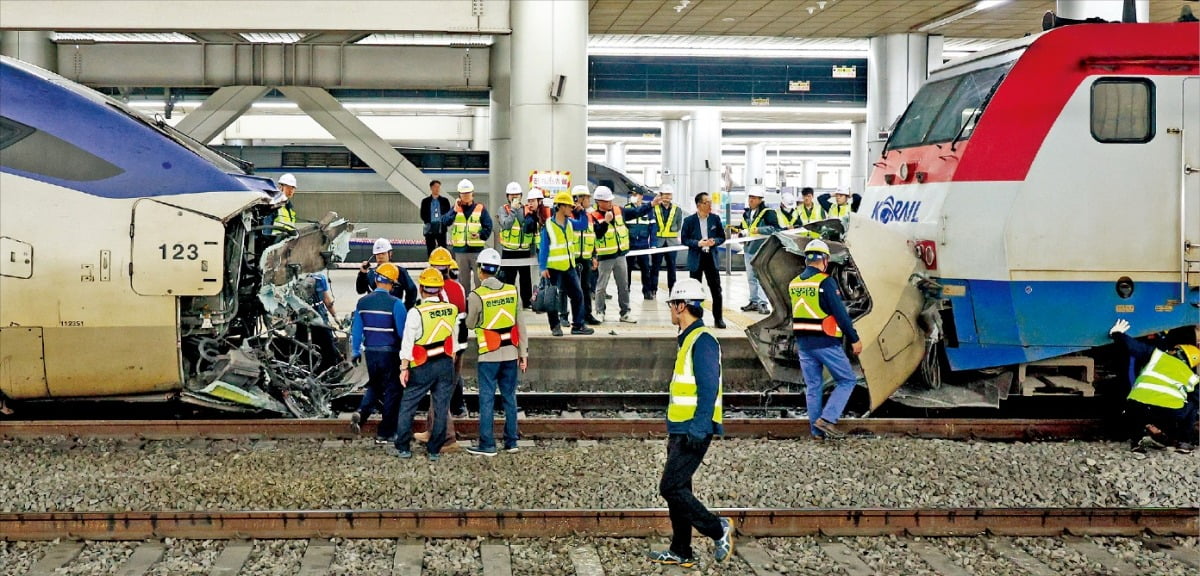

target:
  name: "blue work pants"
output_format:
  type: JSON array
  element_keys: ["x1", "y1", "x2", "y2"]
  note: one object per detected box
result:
[
  {"x1": 546, "y1": 267, "x2": 585, "y2": 330},
  {"x1": 798, "y1": 343, "x2": 857, "y2": 437},
  {"x1": 477, "y1": 359, "x2": 520, "y2": 451},
  {"x1": 651, "y1": 244, "x2": 678, "y2": 294},
  {"x1": 394, "y1": 355, "x2": 455, "y2": 455},
  {"x1": 359, "y1": 348, "x2": 402, "y2": 441},
  {"x1": 626, "y1": 253, "x2": 653, "y2": 297}
]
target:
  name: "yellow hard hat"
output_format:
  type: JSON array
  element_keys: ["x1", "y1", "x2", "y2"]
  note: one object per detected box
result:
[
  {"x1": 418, "y1": 267, "x2": 445, "y2": 289},
  {"x1": 374, "y1": 263, "x2": 400, "y2": 284},
  {"x1": 552, "y1": 191, "x2": 574, "y2": 206},
  {"x1": 1175, "y1": 344, "x2": 1200, "y2": 369},
  {"x1": 429, "y1": 247, "x2": 454, "y2": 267}
]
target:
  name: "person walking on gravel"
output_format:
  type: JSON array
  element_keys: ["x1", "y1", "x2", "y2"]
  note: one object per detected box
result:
[
  {"x1": 790, "y1": 239, "x2": 862, "y2": 440},
  {"x1": 647, "y1": 278, "x2": 734, "y2": 568}
]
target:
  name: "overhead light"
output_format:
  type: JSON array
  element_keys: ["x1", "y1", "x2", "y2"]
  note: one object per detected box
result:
[
  {"x1": 817, "y1": 1, "x2": 827, "y2": 9},
  {"x1": 722, "y1": 17, "x2": 736, "y2": 22},
  {"x1": 916, "y1": 0, "x2": 1011, "y2": 33},
  {"x1": 591, "y1": 104, "x2": 866, "y2": 116},
  {"x1": 343, "y1": 102, "x2": 469, "y2": 111},
  {"x1": 807, "y1": 7, "x2": 815, "y2": 15}
]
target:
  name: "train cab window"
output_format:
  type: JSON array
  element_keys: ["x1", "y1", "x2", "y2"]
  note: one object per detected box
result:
[
  {"x1": 1091, "y1": 79, "x2": 1154, "y2": 143},
  {"x1": 885, "y1": 62, "x2": 1013, "y2": 151},
  {"x1": 0, "y1": 115, "x2": 123, "y2": 181}
]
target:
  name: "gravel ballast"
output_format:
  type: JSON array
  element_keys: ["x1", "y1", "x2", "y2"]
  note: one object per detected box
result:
[{"x1": 0, "y1": 437, "x2": 1195, "y2": 513}]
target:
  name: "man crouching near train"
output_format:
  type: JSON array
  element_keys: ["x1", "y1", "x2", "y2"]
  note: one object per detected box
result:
[
  {"x1": 647, "y1": 278, "x2": 734, "y2": 568},
  {"x1": 1109, "y1": 319, "x2": 1199, "y2": 451}
]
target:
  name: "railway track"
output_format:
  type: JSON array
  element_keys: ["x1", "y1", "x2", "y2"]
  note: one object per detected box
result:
[{"x1": 0, "y1": 417, "x2": 1109, "y2": 441}]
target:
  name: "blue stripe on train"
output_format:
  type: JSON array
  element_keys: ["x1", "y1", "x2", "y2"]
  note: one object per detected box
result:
[
  {"x1": 941, "y1": 278, "x2": 1198, "y2": 371},
  {"x1": 0, "y1": 60, "x2": 270, "y2": 199}
]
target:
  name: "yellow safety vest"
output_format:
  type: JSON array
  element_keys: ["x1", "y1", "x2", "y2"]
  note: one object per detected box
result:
[
  {"x1": 545, "y1": 218, "x2": 576, "y2": 272},
  {"x1": 273, "y1": 204, "x2": 297, "y2": 235},
  {"x1": 744, "y1": 208, "x2": 768, "y2": 233},
  {"x1": 655, "y1": 204, "x2": 680, "y2": 238},
  {"x1": 498, "y1": 207, "x2": 532, "y2": 251},
  {"x1": 799, "y1": 204, "x2": 825, "y2": 226},
  {"x1": 450, "y1": 204, "x2": 486, "y2": 248},
  {"x1": 776, "y1": 208, "x2": 796, "y2": 229},
  {"x1": 667, "y1": 327, "x2": 723, "y2": 424},
  {"x1": 474, "y1": 283, "x2": 520, "y2": 354},
  {"x1": 410, "y1": 300, "x2": 457, "y2": 367},
  {"x1": 1128, "y1": 349, "x2": 1199, "y2": 409},
  {"x1": 789, "y1": 272, "x2": 843, "y2": 337},
  {"x1": 571, "y1": 213, "x2": 595, "y2": 260},
  {"x1": 594, "y1": 208, "x2": 630, "y2": 256},
  {"x1": 827, "y1": 203, "x2": 851, "y2": 218}
]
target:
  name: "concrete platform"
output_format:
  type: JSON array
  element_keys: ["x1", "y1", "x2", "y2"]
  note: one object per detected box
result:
[{"x1": 326, "y1": 268, "x2": 772, "y2": 390}]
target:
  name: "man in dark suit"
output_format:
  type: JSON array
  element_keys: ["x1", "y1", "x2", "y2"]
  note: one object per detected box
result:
[
  {"x1": 681, "y1": 192, "x2": 726, "y2": 329},
  {"x1": 420, "y1": 179, "x2": 453, "y2": 255}
]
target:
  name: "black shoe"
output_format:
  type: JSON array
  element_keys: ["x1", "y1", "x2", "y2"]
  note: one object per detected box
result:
[
  {"x1": 740, "y1": 302, "x2": 758, "y2": 312},
  {"x1": 714, "y1": 320, "x2": 727, "y2": 329},
  {"x1": 571, "y1": 326, "x2": 595, "y2": 335},
  {"x1": 643, "y1": 293, "x2": 654, "y2": 301},
  {"x1": 551, "y1": 326, "x2": 564, "y2": 337},
  {"x1": 585, "y1": 316, "x2": 603, "y2": 326}
]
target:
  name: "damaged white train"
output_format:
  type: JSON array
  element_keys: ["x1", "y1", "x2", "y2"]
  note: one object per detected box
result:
[{"x1": 0, "y1": 56, "x2": 358, "y2": 417}]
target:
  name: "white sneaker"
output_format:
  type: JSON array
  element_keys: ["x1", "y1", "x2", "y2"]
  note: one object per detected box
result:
[{"x1": 619, "y1": 314, "x2": 637, "y2": 323}]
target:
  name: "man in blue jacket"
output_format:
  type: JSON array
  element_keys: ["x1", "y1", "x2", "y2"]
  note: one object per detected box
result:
[
  {"x1": 647, "y1": 278, "x2": 734, "y2": 569},
  {"x1": 790, "y1": 239, "x2": 862, "y2": 439},
  {"x1": 681, "y1": 192, "x2": 727, "y2": 329},
  {"x1": 348, "y1": 263, "x2": 409, "y2": 444},
  {"x1": 1108, "y1": 319, "x2": 1199, "y2": 450}
]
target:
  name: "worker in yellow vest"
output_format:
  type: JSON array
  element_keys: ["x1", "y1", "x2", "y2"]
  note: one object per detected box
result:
[
  {"x1": 789, "y1": 239, "x2": 862, "y2": 440},
  {"x1": 797, "y1": 187, "x2": 826, "y2": 226},
  {"x1": 647, "y1": 278, "x2": 733, "y2": 569},
  {"x1": 538, "y1": 191, "x2": 593, "y2": 337},
  {"x1": 1109, "y1": 319, "x2": 1199, "y2": 450},
  {"x1": 566, "y1": 185, "x2": 601, "y2": 326},
  {"x1": 496, "y1": 182, "x2": 537, "y2": 308},
  {"x1": 591, "y1": 185, "x2": 646, "y2": 323},
  {"x1": 650, "y1": 184, "x2": 683, "y2": 298},
  {"x1": 395, "y1": 268, "x2": 462, "y2": 462},
  {"x1": 266, "y1": 173, "x2": 299, "y2": 237},
  {"x1": 776, "y1": 191, "x2": 799, "y2": 230},
  {"x1": 465, "y1": 248, "x2": 529, "y2": 456},
  {"x1": 826, "y1": 188, "x2": 853, "y2": 218},
  {"x1": 439, "y1": 178, "x2": 493, "y2": 292}
]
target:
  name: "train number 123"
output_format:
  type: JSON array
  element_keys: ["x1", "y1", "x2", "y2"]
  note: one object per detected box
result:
[{"x1": 158, "y1": 243, "x2": 200, "y2": 260}]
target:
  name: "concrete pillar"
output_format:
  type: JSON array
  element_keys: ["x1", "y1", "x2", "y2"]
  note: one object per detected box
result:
[
  {"x1": 489, "y1": 34, "x2": 512, "y2": 233},
  {"x1": 745, "y1": 142, "x2": 767, "y2": 187},
  {"x1": 0, "y1": 31, "x2": 56, "y2": 71},
  {"x1": 802, "y1": 161, "x2": 819, "y2": 190},
  {"x1": 661, "y1": 119, "x2": 686, "y2": 192},
  {"x1": 867, "y1": 33, "x2": 928, "y2": 162},
  {"x1": 509, "y1": 0, "x2": 587, "y2": 197},
  {"x1": 604, "y1": 141, "x2": 626, "y2": 172},
  {"x1": 850, "y1": 122, "x2": 867, "y2": 196},
  {"x1": 1057, "y1": 0, "x2": 1147, "y2": 22},
  {"x1": 686, "y1": 108, "x2": 721, "y2": 214},
  {"x1": 471, "y1": 107, "x2": 491, "y2": 152}
]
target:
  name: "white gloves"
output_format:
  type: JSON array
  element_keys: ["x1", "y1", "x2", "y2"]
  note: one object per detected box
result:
[{"x1": 1110, "y1": 318, "x2": 1131, "y2": 335}]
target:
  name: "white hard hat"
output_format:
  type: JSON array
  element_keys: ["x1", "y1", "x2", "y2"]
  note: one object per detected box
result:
[
  {"x1": 526, "y1": 187, "x2": 545, "y2": 201},
  {"x1": 278, "y1": 173, "x2": 297, "y2": 188},
  {"x1": 505, "y1": 181, "x2": 522, "y2": 196},
  {"x1": 477, "y1": 248, "x2": 502, "y2": 269},
  {"x1": 781, "y1": 192, "x2": 797, "y2": 207},
  {"x1": 457, "y1": 179, "x2": 475, "y2": 194},
  {"x1": 748, "y1": 186, "x2": 766, "y2": 198},
  {"x1": 834, "y1": 187, "x2": 850, "y2": 196},
  {"x1": 668, "y1": 278, "x2": 708, "y2": 302},
  {"x1": 372, "y1": 238, "x2": 393, "y2": 255},
  {"x1": 572, "y1": 184, "x2": 591, "y2": 197},
  {"x1": 593, "y1": 186, "x2": 615, "y2": 202},
  {"x1": 804, "y1": 239, "x2": 831, "y2": 256},
  {"x1": 659, "y1": 184, "x2": 675, "y2": 196}
]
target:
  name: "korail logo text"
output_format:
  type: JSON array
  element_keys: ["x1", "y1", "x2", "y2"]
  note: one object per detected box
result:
[{"x1": 870, "y1": 196, "x2": 922, "y2": 224}]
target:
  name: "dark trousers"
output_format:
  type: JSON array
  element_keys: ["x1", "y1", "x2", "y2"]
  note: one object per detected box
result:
[
  {"x1": 424, "y1": 232, "x2": 447, "y2": 255},
  {"x1": 627, "y1": 253, "x2": 653, "y2": 297},
  {"x1": 660, "y1": 434, "x2": 723, "y2": 559},
  {"x1": 547, "y1": 267, "x2": 585, "y2": 330},
  {"x1": 566, "y1": 259, "x2": 595, "y2": 322},
  {"x1": 1125, "y1": 396, "x2": 1199, "y2": 445},
  {"x1": 651, "y1": 244, "x2": 678, "y2": 294},
  {"x1": 689, "y1": 256, "x2": 724, "y2": 324},
  {"x1": 360, "y1": 348, "x2": 402, "y2": 440},
  {"x1": 394, "y1": 355, "x2": 454, "y2": 455},
  {"x1": 296, "y1": 323, "x2": 341, "y2": 376},
  {"x1": 477, "y1": 359, "x2": 520, "y2": 451},
  {"x1": 499, "y1": 249, "x2": 534, "y2": 308}
]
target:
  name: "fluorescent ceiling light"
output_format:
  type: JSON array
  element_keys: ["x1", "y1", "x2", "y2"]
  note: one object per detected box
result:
[
  {"x1": 917, "y1": 0, "x2": 1011, "y2": 33},
  {"x1": 51, "y1": 32, "x2": 195, "y2": 43},
  {"x1": 343, "y1": 102, "x2": 469, "y2": 111},
  {"x1": 239, "y1": 32, "x2": 303, "y2": 44},
  {"x1": 357, "y1": 33, "x2": 493, "y2": 46},
  {"x1": 251, "y1": 101, "x2": 299, "y2": 110},
  {"x1": 589, "y1": 34, "x2": 867, "y2": 59},
  {"x1": 591, "y1": 104, "x2": 866, "y2": 116}
]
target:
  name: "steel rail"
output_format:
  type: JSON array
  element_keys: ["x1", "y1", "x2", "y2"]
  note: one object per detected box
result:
[
  {"x1": 1, "y1": 508, "x2": 1193, "y2": 540},
  {"x1": 0, "y1": 418, "x2": 1108, "y2": 440}
]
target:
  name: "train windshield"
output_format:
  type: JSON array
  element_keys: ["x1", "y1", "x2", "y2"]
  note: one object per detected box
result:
[{"x1": 885, "y1": 62, "x2": 1014, "y2": 151}]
